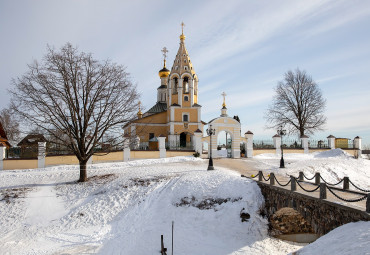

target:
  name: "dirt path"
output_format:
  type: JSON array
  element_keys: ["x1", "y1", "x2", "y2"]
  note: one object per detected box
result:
[{"x1": 213, "y1": 158, "x2": 268, "y2": 177}]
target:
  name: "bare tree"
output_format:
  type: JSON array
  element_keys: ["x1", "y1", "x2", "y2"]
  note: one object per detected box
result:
[
  {"x1": 265, "y1": 68, "x2": 326, "y2": 136},
  {"x1": 10, "y1": 43, "x2": 139, "y2": 182},
  {"x1": 0, "y1": 107, "x2": 21, "y2": 145}
]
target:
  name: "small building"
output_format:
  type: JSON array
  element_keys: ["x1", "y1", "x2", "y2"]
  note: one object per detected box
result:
[{"x1": 335, "y1": 138, "x2": 350, "y2": 149}]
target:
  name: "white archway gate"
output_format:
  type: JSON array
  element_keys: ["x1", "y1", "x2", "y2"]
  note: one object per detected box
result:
[{"x1": 207, "y1": 116, "x2": 244, "y2": 159}]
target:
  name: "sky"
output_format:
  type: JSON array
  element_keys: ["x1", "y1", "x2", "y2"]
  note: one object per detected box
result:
[{"x1": 0, "y1": 0, "x2": 369, "y2": 145}]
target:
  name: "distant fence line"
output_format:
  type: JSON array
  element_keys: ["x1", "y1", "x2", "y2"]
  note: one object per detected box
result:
[{"x1": 252, "y1": 138, "x2": 354, "y2": 149}]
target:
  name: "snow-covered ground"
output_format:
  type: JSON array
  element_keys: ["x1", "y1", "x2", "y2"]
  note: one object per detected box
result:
[
  {"x1": 1, "y1": 152, "x2": 369, "y2": 254},
  {"x1": 292, "y1": 221, "x2": 370, "y2": 255},
  {"x1": 0, "y1": 156, "x2": 304, "y2": 254},
  {"x1": 254, "y1": 149, "x2": 370, "y2": 190}
]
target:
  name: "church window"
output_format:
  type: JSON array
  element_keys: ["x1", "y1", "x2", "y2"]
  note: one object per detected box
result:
[
  {"x1": 175, "y1": 66, "x2": 179, "y2": 70},
  {"x1": 183, "y1": 114, "x2": 189, "y2": 122},
  {"x1": 184, "y1": 66, "x2": 188, "y2": 71},
  {"x1": 184, "y1": 96, "x2": 189, "y2": 101},
  {"x1": 183, "y1": 77, "x2": 189, "y2": 93},
  {"x1": 184, "y1": 59, "x2": 187, "y2": 63},
  {"x1": 173, "y1": 77, "x2": 178, "y2": 94}
]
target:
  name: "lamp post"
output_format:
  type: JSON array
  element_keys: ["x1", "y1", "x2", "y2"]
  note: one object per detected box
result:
[
  {"x1": 206, "y1": 124, "x2": 215, "y2": 170},
  {"x1": 277, "y1": 125, "x2": 286, "y2": 168}
]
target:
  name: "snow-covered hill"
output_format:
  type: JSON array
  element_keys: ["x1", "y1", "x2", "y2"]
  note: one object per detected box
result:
[{"x1": 0, "y1": 157, "x2": 303, "y2": 254}]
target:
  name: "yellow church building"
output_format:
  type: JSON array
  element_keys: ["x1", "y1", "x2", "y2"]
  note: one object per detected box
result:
[{"x1": 124, "y1": 26, "x2": 204, "y2": 150}]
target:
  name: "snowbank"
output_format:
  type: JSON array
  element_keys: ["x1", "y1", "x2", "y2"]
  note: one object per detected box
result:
[{"x1": 292, "y1": 221, "x2": 370, "y2": 255}]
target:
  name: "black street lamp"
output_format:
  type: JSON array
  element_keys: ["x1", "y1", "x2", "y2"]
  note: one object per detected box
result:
[
  {"x1": 206, "y1": 124, "x2": 216, "y2": 170},
  {"x1": 277, "y1": 125, "x2": 286, "y2": 168}
]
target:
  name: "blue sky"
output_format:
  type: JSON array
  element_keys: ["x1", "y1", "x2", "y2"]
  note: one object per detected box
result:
[{"x1": 0, "y1": 0, "x2": 369, "y2": 145}]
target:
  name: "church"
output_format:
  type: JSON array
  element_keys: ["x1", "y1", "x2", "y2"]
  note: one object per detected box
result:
[{"x1": 124, "y1": 24, "x2": 204, "y2": 150}]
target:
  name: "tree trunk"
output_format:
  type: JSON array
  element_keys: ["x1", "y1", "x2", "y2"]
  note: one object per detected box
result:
[{"x1": 79, "y1": 160, "x2": 88, "y2": 182}]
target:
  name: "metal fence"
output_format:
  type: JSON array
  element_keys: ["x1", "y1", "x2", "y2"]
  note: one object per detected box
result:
[
  {"x1": 166, "y1": 141, "x2": 194, "y2": 151},
  {"x1": 308, "y1": 139, "x2": 329, "y2": 149},
  {"x1": 131, "y1": 142, "x2": 149, "y2": 150},
  {"x1": 6, "y1": 146, "x2": 38, "y2": 159},
  {"x1": 281, "y1": 139, "x2": 302, "y2": 149},
  {"x1": 253, "y1": 140, "x2": 274, "y2": 149}
]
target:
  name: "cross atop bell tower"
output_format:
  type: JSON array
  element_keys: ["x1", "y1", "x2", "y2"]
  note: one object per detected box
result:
[{"x1": 180, "y1": 22, "x2": 186, "y2": 41}]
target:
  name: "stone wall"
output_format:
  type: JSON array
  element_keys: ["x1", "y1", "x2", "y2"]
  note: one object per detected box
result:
[{"x1": 257, "y1": 182, "x2": 370, "y2": 236}]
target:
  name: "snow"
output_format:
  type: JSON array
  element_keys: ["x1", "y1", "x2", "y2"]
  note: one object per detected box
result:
[
  {"x1": 0, "y1": 156, "x2": 304, "y2": 254},
  {"x1": 254, "y1": 149, "x2": 370, "y2": 190},
  {"x1": 292, "y1": 221, "x2": 370, "y2": 255},
  {"x1": 1, "y1": 152, "x2": 369, "y2": 254}
]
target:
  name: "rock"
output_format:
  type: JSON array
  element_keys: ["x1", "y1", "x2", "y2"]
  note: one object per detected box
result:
[{"x1": 240, "y1": 208, "x2": 250, "y2": 222}]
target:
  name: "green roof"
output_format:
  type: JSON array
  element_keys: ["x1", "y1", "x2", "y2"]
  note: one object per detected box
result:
[{"x1": 147, "y1": 102, "x2": 167, "y2": 113}]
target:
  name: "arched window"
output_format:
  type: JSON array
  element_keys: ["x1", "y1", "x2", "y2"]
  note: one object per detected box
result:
[
  {"x1": 183, "y1": 77, "x2": 189, "y2": 93},
  {"x1": 184, "y1": 96, "x2": 189, "y2": 101},
  {"x1": 173, "y1": 77, "x2": 178, "y2": 94}
]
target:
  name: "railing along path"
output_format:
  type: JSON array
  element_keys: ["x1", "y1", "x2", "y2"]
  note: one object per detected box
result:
[{"x1": 243, "y1": 171, "x2": 370, "y2": 213}]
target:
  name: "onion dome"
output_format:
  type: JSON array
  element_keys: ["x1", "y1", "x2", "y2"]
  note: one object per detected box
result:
[{"x1": 158, "y1": 60, "x2": 170, "y2": 78}]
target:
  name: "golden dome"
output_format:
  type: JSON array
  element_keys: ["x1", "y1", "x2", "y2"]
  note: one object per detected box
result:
[
  {"x1": 158, "y1": 60, "x2": 170, "y2": 78},
  {"x1": 180, "y1": 34, "x2": 186, "y2": 41}
]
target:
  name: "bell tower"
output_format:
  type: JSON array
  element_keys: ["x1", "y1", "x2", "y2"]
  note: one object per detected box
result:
[{"x1": 167, "y1": 23, "x2": 202, "y2": 149}]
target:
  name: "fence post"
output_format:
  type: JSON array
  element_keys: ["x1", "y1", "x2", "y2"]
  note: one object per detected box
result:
[
  {"x1": 0, "y1": 145, "x2": 5, "y2": 170},
  {"x1": 290, "y1": 176, "x2": 296, "y2": 191},
  {"x1": 327, "y1": 135, "x2": 336, "y2": 149},
  {"x1": 353, "y1": 136, "x2": 362, "y2": 159},
  {"x1": 366, "y1": 194, "x2": 370, "y2": 213},
  {"x1": 193, "y1": 130, "x2": 203, "y2": 155},
  {"x1": 123, "y1": 134, "x2": 130, "y2": 162},
  {"x1": 37, "y1": 142, "x2": 46, "y2": 168},
  {"x1": 245, "y1": 131, "x2": 254, "y2": 158},
  {"x1": 273, "y1": 134, "x2": 281, "y2": 155},
  {"x1": 320, "y1": 183, "x2": 327, "y2": 199},
  {"x1": 270, "y1": 173, "x2": 275, "y2": 185},
  {"x1": 343, "y1": 177, "x2": 349, "y2": 190},
  {"x1": 161, "y1": 234, "x2": 167, "y2": 255},
  {"x1": 158, "y1": 135, "x2": 167, "y2": 158},
  {"x1": 315, "y1": 172, "x2": 320, "y2": 185},
  {"x1": 299, "y1": 172, "x2": 304, "y2": 181},
  {"x1": 258, "y1": 171, "x2": 262, "y2": 182},
  {"x1": 300, "y1": 135, "x2": 309, "y2": 154}
]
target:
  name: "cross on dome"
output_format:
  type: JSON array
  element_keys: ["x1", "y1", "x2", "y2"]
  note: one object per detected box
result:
[
  {"x1": 161, "y1": 47, "x2": 168, "y2": 61},
  {"x1": 222, "y1": 92, "x2": 227, "y2": 108},
  {"x1": 181, "y1": 22, "x2": 185, "y2": 34}
]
